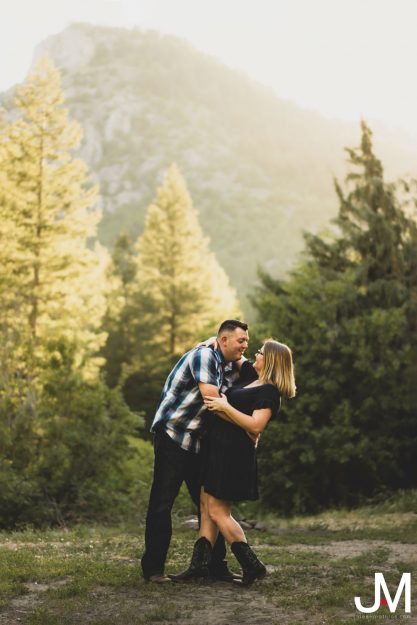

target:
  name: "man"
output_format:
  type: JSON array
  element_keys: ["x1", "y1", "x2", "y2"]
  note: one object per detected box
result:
[{"x1": 141, "y1": 319, "x2": 249, "y2": 583}]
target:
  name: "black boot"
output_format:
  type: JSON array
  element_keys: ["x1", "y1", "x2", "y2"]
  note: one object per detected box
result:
[
  {"x1": 209, "y1": 560, "x2": 242, "y2": 582},
  {"x1": 231, "y1": 542, "x2": 267, "y2": 586},
  {"x1": 170, "y1": 537, "x2": 212, "y2": 582}
]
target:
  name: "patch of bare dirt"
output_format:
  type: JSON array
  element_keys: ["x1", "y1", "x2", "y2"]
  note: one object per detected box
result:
[
  {"x1": 282, "y1": 540, "x2": 417, "y2": 564},
  {"x1": 0, "y1": 541, "x2": 73, "y2": 551},
  {"x1": 0, "y1": 579, "x2": 69, "y2": 625},
  {"x1": 0, "y1": 581, "x2": 305, "y2": 625}
]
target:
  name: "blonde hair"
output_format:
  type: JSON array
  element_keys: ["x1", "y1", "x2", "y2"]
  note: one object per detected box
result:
[{"x1": 258, "y1": 339, "x2": 296, "y2": 398}]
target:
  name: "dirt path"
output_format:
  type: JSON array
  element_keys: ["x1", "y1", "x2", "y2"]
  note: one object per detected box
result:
[
  {"x1": 268, "y1": 539, "x2": 417, "y2": 563},
  {"x1": 0, "y1": 581, "x2": 304, "y2": 625}
]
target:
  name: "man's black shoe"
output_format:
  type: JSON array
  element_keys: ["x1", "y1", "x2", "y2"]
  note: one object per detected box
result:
[{"x1": 145, "y1": 574, "x2": 171, "y2": 583}]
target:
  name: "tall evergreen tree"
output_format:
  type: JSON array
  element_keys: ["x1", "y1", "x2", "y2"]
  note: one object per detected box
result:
[
  {"x1": 0, "y1": 60, "x2": 138, "y2": 527},
  {"x1": 131, "y1": 164, "x2": 239, "y2": 358},
  {"x1": 0, "y1": 57, "x2": 107, "y2": 376},
  {"x1": 253, "y1": 122, "x2": 417, "y2": 514},
  {"x1": 121, "y1": 164, "x2": 240, "y2": 426}
]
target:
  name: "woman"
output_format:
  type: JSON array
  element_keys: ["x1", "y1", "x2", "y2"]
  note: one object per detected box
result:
[{"x1": 174, "y1": 339, "x2": 296, "y2": 585}]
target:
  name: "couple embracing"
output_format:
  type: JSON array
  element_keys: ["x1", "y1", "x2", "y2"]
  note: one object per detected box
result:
[{"x1": 141, "y1": 319, "x2": 296, "y2": 586}]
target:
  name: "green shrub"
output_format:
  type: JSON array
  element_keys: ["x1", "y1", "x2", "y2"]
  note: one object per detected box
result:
[{"x1": 0, "y1": 341, "x2": 140, "y2": 528}]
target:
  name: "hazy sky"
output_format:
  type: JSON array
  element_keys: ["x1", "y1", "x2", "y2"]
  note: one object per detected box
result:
[{"x1": 3, "y1": 0, "x2": 417, "y2": 138}]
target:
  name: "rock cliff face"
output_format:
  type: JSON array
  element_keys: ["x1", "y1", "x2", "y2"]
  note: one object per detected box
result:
[
  {"x1": 33, "y1": 22, "x2": 97, "y2": 70},
  {"x1": 8, "y1": 23, "x2": 417, "y2": 305}
]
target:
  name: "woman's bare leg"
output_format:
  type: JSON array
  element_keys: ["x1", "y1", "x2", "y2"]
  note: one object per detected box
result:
[
  {"x1": 206, "y1": 494, "x2": 246, "y2": 545},
  {"x1": 199, "y1": 487, "x2": 219, "y2": 546}
]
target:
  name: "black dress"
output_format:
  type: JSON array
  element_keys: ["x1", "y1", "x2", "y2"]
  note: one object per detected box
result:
[{"x1": 201, "y1": 361, "x2": 280, "y2": 501}]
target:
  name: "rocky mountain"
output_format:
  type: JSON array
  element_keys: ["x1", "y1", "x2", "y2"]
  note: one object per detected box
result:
[{"x1": 3, "y1": 22, "x2": 417, "y2": 311}]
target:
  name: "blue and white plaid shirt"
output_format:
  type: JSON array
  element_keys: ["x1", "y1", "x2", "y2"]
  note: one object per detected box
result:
[{"x1": 151, "y1": 345, "x2": 239, "y2": 453}]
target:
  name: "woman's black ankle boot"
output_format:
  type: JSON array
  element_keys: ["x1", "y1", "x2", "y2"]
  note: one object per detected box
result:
[
  {"x1": 231, "y1": 541, "x2": 267, "y2": 586},
  {"x1": 170, "y1": 537, "x2": 212, "y2": 582}
]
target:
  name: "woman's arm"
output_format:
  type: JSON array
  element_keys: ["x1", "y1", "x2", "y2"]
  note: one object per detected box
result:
[
  {"x1": 204, "y1": 394, "x2": 271, "y2": 436},
  {"x1": 213, "y1": 409, "x2": 260, "y2": 446},
  {"x1": 196, "y1": 336, "x2": 217, "y2": 348}
]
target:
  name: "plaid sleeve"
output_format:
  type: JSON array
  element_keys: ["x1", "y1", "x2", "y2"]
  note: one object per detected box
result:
[{"x1": 189, "y1": 348, "x2": 219, "y2": 385}]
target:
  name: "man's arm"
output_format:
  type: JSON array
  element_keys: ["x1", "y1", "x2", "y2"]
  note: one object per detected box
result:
[
  {"x1": 192, "y1": 349, "x2": 251, "y2": 429},
  {"x1": 198, "y1": 383, "x2": 235, "y2": 425},
  {"x1": 198, "y1": 382, "x2": 219, "y2": 399}
]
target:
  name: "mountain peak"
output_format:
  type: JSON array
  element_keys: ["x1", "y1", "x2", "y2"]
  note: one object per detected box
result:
[{"x1": 8, "y1": 23, "x2": 417, "y2": 308}]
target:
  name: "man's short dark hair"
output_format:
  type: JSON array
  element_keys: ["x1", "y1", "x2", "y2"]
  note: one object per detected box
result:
[{"x1": 217, "y1": 320, "x2": 248, "y2": 336}]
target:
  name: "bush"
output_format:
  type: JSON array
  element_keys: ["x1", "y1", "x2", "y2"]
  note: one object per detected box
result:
[{"x1": 0, "y1": 341, "x2": 141, "y2": 528}]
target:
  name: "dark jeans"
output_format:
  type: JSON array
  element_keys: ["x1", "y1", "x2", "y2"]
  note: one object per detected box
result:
[{"x1": 141, "y1": 428, "x2": 227, "y2": 578}]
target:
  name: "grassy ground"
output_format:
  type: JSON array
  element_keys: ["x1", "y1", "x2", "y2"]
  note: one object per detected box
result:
[{"x1": 1, "y1": 504, "x2": 417, "y2": 625}]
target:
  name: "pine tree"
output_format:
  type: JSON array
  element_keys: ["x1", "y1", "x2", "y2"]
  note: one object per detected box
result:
[
  {"x1": 129, "y1": 164, "x2": 239, "y2": 361},
  {"x1": 307, "y1": 121, "x2": 415, "y2": 297},
  {"x1": 122, "y1": 164, "x2": 240, "y2": 426},
  {"x1": 0, "y1": 61, "x2": 138, "y2": 527},
  {"x1": 253, "y1": 122, "x2": 417, "y2": 514},
  {"x1": 0, "y1": 57, "x2": 107, "y2": 376}
]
